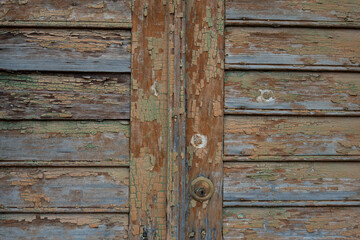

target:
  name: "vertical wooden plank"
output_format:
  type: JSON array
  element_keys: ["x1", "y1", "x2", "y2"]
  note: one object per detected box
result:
[
  {"x1": 130, "y1": 0, "x2": 168, "y2": 238},
  {"x1": 130, "y1": 1, "x2": 184, "y2": 239},
  {"x1": 185, "y1": 0, "x2": 224, "y2": 239},
  {"x1": 166, "y1": 1, "x2": 187, "y2": 240}
]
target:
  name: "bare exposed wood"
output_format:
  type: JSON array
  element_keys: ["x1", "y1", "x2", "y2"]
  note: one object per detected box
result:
[
  {"x1": 226, "y1": 27, "x2": 360, "y2": 70},
  {"x1": 224, "y1": 162, "x2": 360, "y2": 205},
  {"x1": 0, "y1": 121, "x2": 129, "y2": 164},
  {"x1": 223, "y1": 207, "x2": 360, "y2": 239},
  {"x1": 225, "y1": 116, "x2": 360, "y2": 157},
  {"x1": 225, "y1": 72, "x2": 360, "y2": 116},
  {"x1": 0, "y1": 167, "x2": 129, "y2": 212},
  {"x1": 226, "y1": 0, "x2": 360, "y2": 28},
  {"x1": 185, "y1": 0, "x2": 224, "y2": 238},
  {"x1": 0, "y1": 0, "x2": 131, "y2": 28},
  {"x1": 0, "y1": 214, "x2": 129, "y2": 239},
  {"x1": 0, "y1": 29, "x2": 131, "y2": 72},
  {"x1": 0, "y1": 72, "x2": 130, "y2": 120}
]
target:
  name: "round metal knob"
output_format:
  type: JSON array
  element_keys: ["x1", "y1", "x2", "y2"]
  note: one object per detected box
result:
[{"x1": 190, "y1": 176, "x2": 214, "y2": 202}]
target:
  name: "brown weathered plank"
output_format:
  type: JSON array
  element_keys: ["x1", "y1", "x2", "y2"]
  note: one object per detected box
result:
[
  {"x1": 0, "y1": 121, "x2": 129, "y2": 165},
  {"x1": 184, "y1": 0, "x2": 224, "y2": 238},
  {"x1": 0, "y1": 214, "x2": 128, "y2": 239},
  {"x1": 225, "y1": 72, "x2": 360, "y2": 116},
  {"x1": 0, "y1": 167, "x2": 129, "y2": 212},
  {"x1": 0, "y1": 0, "x2": 131, "y2": 28},
  {"x1": 225, "y1": 27, "x2": 360, "y2": 71},
  {"x1": 224, "y1": 162, "x2": 360, "y2": 205},
  {"x1": 130, "y1": 0, "x2": 175, "y2": 239},
  {"x1": 225, "y1": 116, "x2": 360, "y2": 157},
  {"x1": 223, "y1": 207, "x2": 360, "y2": 239},
  {"x1": 226, "y1": 0, "x2": 360, "y2": 27},
  {"x1": 0, "y1": 29, "x2": 131, "y2": 72},
  {"x1": 0, "y1": 72, "x2": 130, "y2": 120}
]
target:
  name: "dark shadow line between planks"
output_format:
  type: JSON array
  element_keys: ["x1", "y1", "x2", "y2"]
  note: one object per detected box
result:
[
  {"x1": 225, "y1": 65, "x2": 360, "y2": 72},
  {"x1": 224, "y1": 110, "x2": 360, "y2": 117},
  {"x1": 0, "y1": 21, "x2": 132, "y2": 30},
  {"x1": 222, "y1": 201, "x2": 360, "y2": 208},
  {"x1": 225, "y1": 20, "x2": 360, "y2": 29}
]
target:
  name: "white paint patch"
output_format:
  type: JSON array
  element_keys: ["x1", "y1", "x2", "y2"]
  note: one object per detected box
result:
[
  {"x1": 256, "y1": 89, "x2": 275, "y2": 104},
  {"x1": 191, "y1": 134, "x2": 207, "y2": 149},
  {"x1": 151, "y1": 80, "x2": 158, "y2": 96}
]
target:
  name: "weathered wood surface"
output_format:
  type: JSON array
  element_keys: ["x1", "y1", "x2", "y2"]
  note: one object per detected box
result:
[
  {"x1": 223, "y1": 207, "x2": 360, "y2": 239},
  {"x1": 224, "y1": 162, "x2": 360, "y2": 206},
  {"x1": 0, "y1": 29, "x2": 131, "y2": 72},
  {"x1": 0, "y1": 167, "x2": 129, "y2": 212},
  {"x1": 184, "y1": 0, "x2": 224, "y2": 239},
  {"x1": 165, "y1": 1, "x2": 187, "y2": 239},
  {"x1": 0, "y1": 214, "x2": 129, "y2": 239},
  {"x1": 225, "y1": 72, "x2": 360, "y2": 116},
  {"x1": 0, "y1": 121, "x2": 129, "y2": 165},
  {"x1": 225, "y1": 116, "x2": 360, "y2": 157},
  {"x1": 226, "y1": 0, "x2": 360, "y2": 28},
  {"x1": 0, "y1": 0, "x2": 131, "y2": 28},
  {"x1": 225, "y1": 27, "x2": 360, "y2": 71},
  {"x1": 130, "y1": 1, "x2": 175, "y2": 239},
  {"x1": 0, "y1": 72, "x2": 130, "y2": 120}
]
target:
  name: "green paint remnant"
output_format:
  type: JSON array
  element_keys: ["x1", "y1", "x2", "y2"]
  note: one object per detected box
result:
[
  {"x1": 0, "y1": 120, "x2": 129, "y2": 137},
  {"x1": 206, "y1": 6, "x2": 213, "y2": 27},
  {"x1": 133, "y1": 89, "x2": 162, "y2": 122},
  {"x1": 86, "y1": 144, "x2": 98, "y2": 149},
  {"x1": 247, "y1": 168, "x2": 278, "y2": 181}
]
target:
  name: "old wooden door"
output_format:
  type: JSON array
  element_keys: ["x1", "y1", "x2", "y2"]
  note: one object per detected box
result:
[{"x1": 1, "y1": 0, "x2": 360, "y2": 239}]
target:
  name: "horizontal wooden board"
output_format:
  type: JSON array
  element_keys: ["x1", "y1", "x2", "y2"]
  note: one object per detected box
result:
[
  {"x1": 226, "y1": 0, "x2": 360, "y2": 27},
  {"x1": 0, "y1": 121, "x2": 129, "y2": 165},
  {"x1": 224, "y1": 162, "x2": 360, "y2": 205},
  {"x1": 225, "y1": 27, "x2": 360, "y2": 71},
  {"x1": 0, "y1": 72, "x2": 130, "y2": 120},
  {"x1": 223, "y1": 207, "x2": 360, "y2": 239},
  {"x1": 0, "y1": 29, "x2": 131, "y2": 72},
  {"x1": 0, "y1": 167, "x2": 129, "y2": 212},
  {"x1": 0, "y1": 0, "x2": 131, "y2": 28},
  {"x1": 225, "y1": 71, "x2": 360, "y2": 116},
  {"x1": 225, "y1": 116, "x2": 360, "y2": 157},
  {"x1": 0, "y1": 214, "x2": 128, "y2": 239}
]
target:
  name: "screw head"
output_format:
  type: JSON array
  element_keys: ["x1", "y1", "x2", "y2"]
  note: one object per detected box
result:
[{"x1": 190, "y1": 176, "x2": 214, "y2": 202}]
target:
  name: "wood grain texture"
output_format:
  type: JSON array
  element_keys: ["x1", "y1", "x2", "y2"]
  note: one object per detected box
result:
[
  {"x1": 185, "y1": 0, "x2": 224, "y2": 239},
  {"x1": 165, "y1": 1, "x2": 187, "y2": 240},
  {"x1": 0, "y1": 121, "x2": 129, "y2": 165},
  {"x1": 225, "y1": 27, "x2": 360, "y2": 71},
  {"x1": 0, "y1": 72, "x2": 130, "y2": 120},
  {"x1": 0, "y1": 167, "x2": 129, "y2": 212},
  {"x1": 223, "y1": 207, "x2": 360, "y2": 239},
  {"x1": 225, "y1": 116, "x2": 360, "y2": 157},
  {"x1": 226, "y1": 0, "x2": 360, "y2": 27},
  {"x1": 0, "y1": 214, "x2": 128, "y2": 239},
  {"x1": 224, "y1": 162, "x2": 360, "y2": 205},
  {"x1": 0, "y1": 0, "x2": 131, "y2": 28},
  {"x1": 0, "y1": 29, "x2": 131, "y2": 72},
  {"x1": 225, "y1": 71, "x2": 360, "y2": 116}
]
